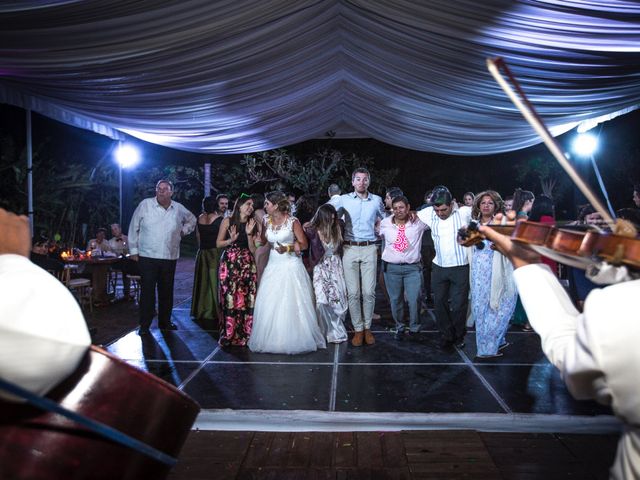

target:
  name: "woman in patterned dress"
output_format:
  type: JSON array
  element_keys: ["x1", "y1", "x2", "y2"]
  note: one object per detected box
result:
[
  {"x1": 216, "y1": 195, "x2": 259, "y2": 346},
  {"x1": 304, "y1": 204, "x2": 348, "y2": 344},
  {"x1": 469, "y1": 190, "x2": 517, "y2": 358}
]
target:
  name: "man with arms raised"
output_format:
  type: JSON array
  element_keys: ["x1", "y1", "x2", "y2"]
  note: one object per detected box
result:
[
  {"x1": 417, "y1": 186, "x2": 472, "y2": 349},
  {"x1": 333, "y1": 168, "x2": 385, "y2": 346}
]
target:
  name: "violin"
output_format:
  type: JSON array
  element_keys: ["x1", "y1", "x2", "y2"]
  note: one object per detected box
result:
[
  {"x1": 460, "y1": 219, "x2": 640, "y2": 270},
  {"x1": 457, "y1": 219, "x2": 514, "y2": 248},
  {"x1": 485, "y1": 57, "x2": 640, "y2": 271}
]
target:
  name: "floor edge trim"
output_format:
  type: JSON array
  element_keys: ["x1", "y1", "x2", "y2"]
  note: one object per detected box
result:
[{"x1": 193, "y1": 409, "x2": 621, "y2": 434}]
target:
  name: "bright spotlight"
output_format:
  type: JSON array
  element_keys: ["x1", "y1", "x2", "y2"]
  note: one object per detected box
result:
[
  {"x1": 115, "y1": 144, "x2": 140, "y2": 168},
  {"x1": 572, "y1": 133, "x2": 598, "y2": 157}
]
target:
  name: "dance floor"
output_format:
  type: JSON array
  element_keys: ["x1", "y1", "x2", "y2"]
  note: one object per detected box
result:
[
  {"x1": 100, "y1": 261, "x2": 620, "y2": 478},
  {"x1": 105, "y1": 303, "x2": 617, "y2": 434}
]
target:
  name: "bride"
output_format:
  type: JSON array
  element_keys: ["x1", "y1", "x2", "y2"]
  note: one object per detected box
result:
[{"x1": 248, "y1": 191, "x2": 326, "y2": 354}]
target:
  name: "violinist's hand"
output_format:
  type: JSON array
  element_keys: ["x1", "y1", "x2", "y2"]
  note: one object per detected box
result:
[
  {"x1": 478, "y1": 224, "x2": 541, "y2": 269},
  {"x1": 0, "y1": 208, "x2": 30, "y2": 257}
]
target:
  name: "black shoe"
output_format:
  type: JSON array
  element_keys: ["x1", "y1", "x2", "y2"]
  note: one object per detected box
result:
[
  {"x1": 394, "y1": 330, "x2": 404, "y2": 341},
  {"x1": 159, "y1": 322, "x2": 178, "y2": 330},
  {"x1": 455, "y1": 340, "x2": 466, "y2": 349},
  {"x1": 137, "y1": 327, "x2": 151, "y2": 336},
  {"x1": 498, "y1": 342, "x2": 511, "y2": 351}
]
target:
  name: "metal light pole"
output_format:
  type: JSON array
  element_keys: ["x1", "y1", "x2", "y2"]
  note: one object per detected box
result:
[
  {"x1": 572, "y1": 132, "x2": 616, "y2": 219},
  {"x1": 115, "y1": 143, "x2": 140, "y2": 229}
]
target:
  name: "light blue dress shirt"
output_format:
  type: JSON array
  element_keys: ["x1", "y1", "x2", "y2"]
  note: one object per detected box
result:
[{"x1": 333, "y1": 192, "x2": 385, "y2": 242}]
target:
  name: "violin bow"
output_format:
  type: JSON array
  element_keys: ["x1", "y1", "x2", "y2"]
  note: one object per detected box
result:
[{"x1": 487, "y1": 57, "x2": 630, "y2": 234}]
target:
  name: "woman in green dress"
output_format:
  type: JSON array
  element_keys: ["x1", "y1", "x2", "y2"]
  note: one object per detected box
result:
[{"x1": 190, "y1": 195, "x2": 226, "y2": 329}]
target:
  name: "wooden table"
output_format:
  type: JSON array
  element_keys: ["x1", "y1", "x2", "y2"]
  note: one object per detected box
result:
[{"x1": 64, "y1": 256, "x2": 120, "y2": 305}]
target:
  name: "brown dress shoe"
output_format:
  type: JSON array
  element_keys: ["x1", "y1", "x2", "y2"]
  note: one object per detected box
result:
[
  {"x1": 364, "y1": 329, "x2": 375, "y2": 345},
  {"x1": 351, "y1": 331, "x2": 364, "y2": 347}
]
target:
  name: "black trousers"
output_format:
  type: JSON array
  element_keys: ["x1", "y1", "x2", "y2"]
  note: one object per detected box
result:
[
  {"x1": 431, "y1": 263, "x2": 469, "y2": 342},
  {"x1": 138, "y1": 256, "x2": 177, "y2": 328}
]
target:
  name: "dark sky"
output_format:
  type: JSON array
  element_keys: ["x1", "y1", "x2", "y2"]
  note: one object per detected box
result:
[{"x1": 2, "y1": 103, "x2": 639, "y2": 217}]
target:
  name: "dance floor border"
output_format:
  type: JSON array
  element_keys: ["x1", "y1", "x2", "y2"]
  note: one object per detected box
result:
[{"x1": 194, "y1": 409, "x2": 621, "y2": 434}]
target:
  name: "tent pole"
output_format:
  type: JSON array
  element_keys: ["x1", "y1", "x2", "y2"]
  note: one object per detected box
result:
[{"x1": 26, "y1": 109, "x2": 34, "y2": 237}]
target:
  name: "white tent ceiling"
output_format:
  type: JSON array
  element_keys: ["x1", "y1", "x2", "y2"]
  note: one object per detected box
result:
[{"x1": 1, "y1": 0, "x2": 640, "y2": 155}]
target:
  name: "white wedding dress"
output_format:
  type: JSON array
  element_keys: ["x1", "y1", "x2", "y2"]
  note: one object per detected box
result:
[{"x1": 248, "y1": 216, "x2": 326, "y2": 354}]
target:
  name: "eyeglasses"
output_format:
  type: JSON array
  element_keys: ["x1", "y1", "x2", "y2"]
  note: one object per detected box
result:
[{"x1": 239, "y1": 193, "x2": 250, "y2": 199}]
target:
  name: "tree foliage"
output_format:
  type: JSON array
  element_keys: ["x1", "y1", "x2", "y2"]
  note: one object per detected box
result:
[{"x1": 212, "y1": 147, "x2": 398, "y2": 198}]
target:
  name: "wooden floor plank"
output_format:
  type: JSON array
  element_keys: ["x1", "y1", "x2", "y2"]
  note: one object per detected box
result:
[
  {"x1": 287, "y1": 432, "x2": 313, "y2": 467},
  {"x1": 381, "y1": 431, "x2": 408, "y2": 468},
  {"x1": 167, "y1": 429, "x2": 616, "y2": 480},
  {"x1": 310, "y1": 432, "x2": 335, "y2": 468},
  {"x1": 243, "y1": 431, "x2": 274, "y2": 468},
  {"x1": 334, "y1": 432, "x2": 357, "y2": 468},
  {"x1": 266, "y1": 432, "x2": 292, "y2": 467},
  {"x1": 356, "y1": 431, "x2": 384, "y2": 468}
]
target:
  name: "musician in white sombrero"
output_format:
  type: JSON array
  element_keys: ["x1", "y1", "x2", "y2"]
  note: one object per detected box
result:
[{"x1": 0, "y1": 208, "x2": 90, "y2": 402}]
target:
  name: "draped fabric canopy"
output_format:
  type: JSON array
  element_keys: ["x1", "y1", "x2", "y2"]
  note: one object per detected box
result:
[{"x1": 1, "y1": 0, "x2": 640, "y2": 155}]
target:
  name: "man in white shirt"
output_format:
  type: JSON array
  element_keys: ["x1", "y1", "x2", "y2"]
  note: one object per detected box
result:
[
  {"x1": 108, "y1": 223, "x2": 128, "y2": 255},
  {"x1": 0, "y1": 208, "x2": 90, "y2": 401},
  {"x1": 480, "y1": 223, "x2": 640, "y2": 480},
  {"x1": 379, "y1": 196, "x2": 429, "y2": 340},
  {"x1": 86, "y1": 228, "x2": 113, "y2": 255},
  {"x1": 417, "y1": 187, "x2": 472, "y2": 349},
  {"x1": 332, "y1": 168, "x2": 385, "y2": 346},
  {"x1": 128, "y1": 180, "x2": 197, "y2": 335}
]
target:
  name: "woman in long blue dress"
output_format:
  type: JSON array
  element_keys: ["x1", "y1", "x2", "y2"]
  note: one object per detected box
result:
[{"x1": 470, "y1": 190, "x2": 517, "y2": 358}]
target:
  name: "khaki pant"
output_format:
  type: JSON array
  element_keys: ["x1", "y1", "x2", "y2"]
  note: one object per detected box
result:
[{"x1": 342, "y1": 244, "x2": 378, "y2": 331}]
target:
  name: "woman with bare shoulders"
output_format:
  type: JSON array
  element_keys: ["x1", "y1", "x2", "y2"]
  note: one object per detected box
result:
[
  {"x1": 191, "y1": 195, "x2": 226, "y2": 326},
  {"x1": 248, "y1": 192, "x2": 325, "y2": 354},
  {"x1": 216, "y1": 195, "x2": 259, "y2": 346}
]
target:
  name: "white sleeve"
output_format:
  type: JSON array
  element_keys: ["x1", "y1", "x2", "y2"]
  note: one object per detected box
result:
[
  {"x1": 181, "y1": 205, "x2": 197, "y2": 235},
  {"x1": 417, "y1": 207, "x2": 432, "y2": 227},
  {"x1": 0, "y1": 255, "x2": 91, "y2": 401},
  {"x1": 127, "y1": 201, "x2": 144, "y2": 255}
]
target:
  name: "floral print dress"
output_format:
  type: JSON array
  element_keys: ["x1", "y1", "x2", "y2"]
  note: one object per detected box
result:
[
  {"x1": 218, "y1": 224, "x2": 256, "y2": 346},
  {"x1": 313, "y1": 241, "x2": 348, "y2": 343}
]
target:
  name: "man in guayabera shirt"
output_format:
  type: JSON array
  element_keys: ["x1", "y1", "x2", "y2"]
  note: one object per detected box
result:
[{"x1": 128, "y1": 179, "x2": 196, "y2": 335}]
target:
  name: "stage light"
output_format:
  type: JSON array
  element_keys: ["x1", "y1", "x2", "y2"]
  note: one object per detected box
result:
[
  {"x1": 572, "y1": 133, "x2": 598, "y2": 157},
  {"x1": 115, "y1": 143, "x2": 140, "y2": 169}
]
